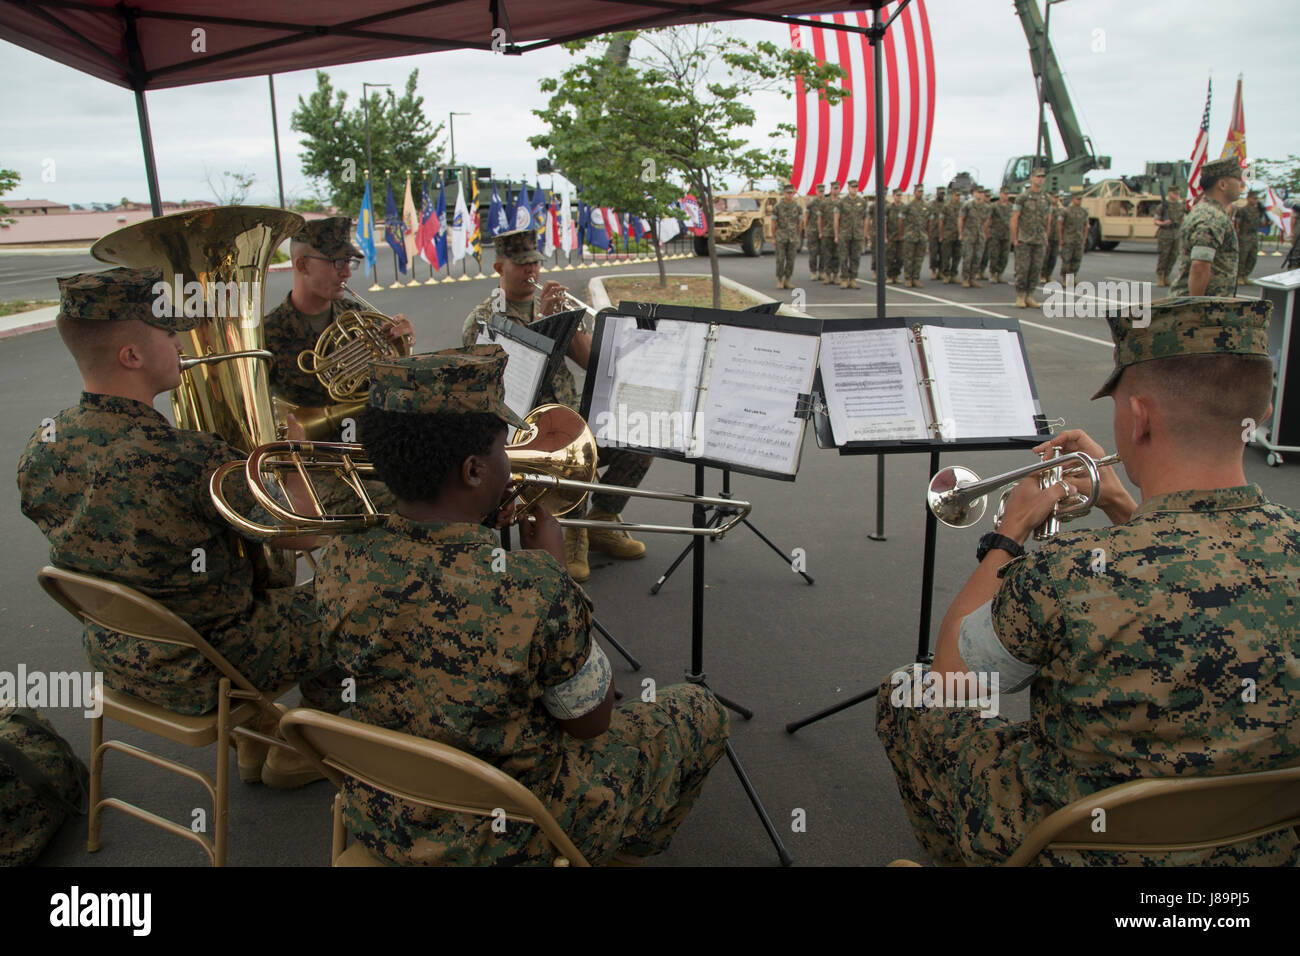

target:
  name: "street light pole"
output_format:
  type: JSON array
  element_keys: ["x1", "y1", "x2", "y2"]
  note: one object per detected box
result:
[
  {"x1": 449, "y1": 112, "x2": 470, "y2": 166},
  {"x1": 362, "y1": 82, "x2": 392, "y2": 176}
]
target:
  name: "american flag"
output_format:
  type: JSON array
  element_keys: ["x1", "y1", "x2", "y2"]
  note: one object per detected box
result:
[
  {"x1": 789, "y1": 3, "x2": 935, "y2": 193},
  {"x1": 1187, "y1": 77, "x2": 1212, "y2": 204}
]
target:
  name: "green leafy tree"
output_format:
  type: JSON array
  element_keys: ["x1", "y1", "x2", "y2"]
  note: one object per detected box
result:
[
  {"x1": 532, "y1": 27, "x2": 844, "y2": 306},
  {"x1": 1254, "y1": 154, "x2": 1300, "y2": 196},
  {"x1": 292, "y1": 69, "x2": 445, "y2": 214},
  {"x1": 0, "y1": 168, "x2": 19, "y2": 225}
]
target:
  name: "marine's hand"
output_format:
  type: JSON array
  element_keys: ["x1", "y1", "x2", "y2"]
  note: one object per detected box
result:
[
  {"x1": 1033, "y1": 429, "x2": 1134, "y2": 524},
  {"x1": 539, "y1": 281, "x2": 567, "y2": 317},
  {"x1": 519, "y1": 505, "x2": 565, "y2": 564},
  {"x1": 384, "y1": 314, "x2": 415, "y2": 353}
]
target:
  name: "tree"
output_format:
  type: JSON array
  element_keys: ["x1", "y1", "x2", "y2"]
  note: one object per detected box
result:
[
  {"x1": 0, "y1": 168, "x2": 18, "y2": 225},
  {"x1": 532, "y1": 27, "x2": 844, "y2": 306},
  {"x1": 292, "y1": 69, "x2": 445, "y2": 215},
  {"x1": 204, "y1": 166, "x2": 256, "y2": 205},
  {"x1": 1254, "y1": 154, "x2": 1300, "y2": 197}
]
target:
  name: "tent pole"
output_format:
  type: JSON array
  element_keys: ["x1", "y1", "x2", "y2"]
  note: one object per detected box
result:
[
  {"x1": 269, "y1": 75, "x2": 286, "y2": 208},
  {"x1": 134, "y1": 88, "x2": 162, "y2": 217}
]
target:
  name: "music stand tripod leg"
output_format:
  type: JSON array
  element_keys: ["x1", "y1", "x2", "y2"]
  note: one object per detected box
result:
[{"x1": 592, "y1": 616, "x2": 641, "y2": 671}]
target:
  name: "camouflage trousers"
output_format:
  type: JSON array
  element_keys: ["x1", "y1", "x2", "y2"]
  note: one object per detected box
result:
[
  {"x1": 806, "y1": 235, "x2": 824, "y2": 276},
  {"x1": 344, "y1": 683, "x2": 729, "y2": 865},
  {"x1": 961, "y1": 236, "x2": 986, "y2": 281},
  {"x1": 874, "y1": 667, "x2": 1299, "y2": 866},
  {"x1": 1238, "y1": 238, "x2": 1258, "y2": 279},
  {"x1": 82, "y1": 583, "x2": 338, "y2": 715},
  {"x1": 1014, "y1": 242, "x2": 1045, "y2": 294},
  {"x1": 902, "y1": 240, "x2": 926, "y2": 281},
  {"x1": 1041, "y1": 239, "x2": 1059, "y2": 280},
  {"x1": 1059, "y1": 242, "x2": 1083, "y2": 279},
  {"x1": 929, "y1": 235, "x2": 942, "y2": 273},
  {"x1": 823, "y1": 239, "x2": 840, "y2": 278},
  {"x1": 887, "y1": 239, "x2": 903, "y2": 279},
  {"x1": 775, "y1": 238, "x2": 798, "y2": 281},
  {"x1": 1156, "y1": 230, "x2": 1178, "y2": 279},
  {"x1": 940, "y1": 239, "x2": 961, "y2": 279},
  {"x1": 987, "y1": 235, "x2": 1010, "y2": 278},
  {"x1": 579, "y1": 447, "x2": 652, "y2": 516},
  {"x1": 839, "y1": 237, "x2": 863, "y2": 280}
]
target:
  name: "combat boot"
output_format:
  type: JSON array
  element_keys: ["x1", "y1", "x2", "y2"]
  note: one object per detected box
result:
[
  {"x1": 962, "y1": 278, "x2": 972, "y2": 288},
  {"x1": 565, "y1": 526, "x2": 590, "y2": 582},
  {"x1": 776, "y1": 278, "x2": 784, "y2": 289},
  {"x1": 848, "y1": 279, "x2": 860, "y2": 289},
  {"x1": 824, "y1": 275, "x2": 839, "y2": 285},
  {"x1": 931, "y1": 269, "x2": 939, "y2": 279},
  {"x1": 586, "y1": 512, "x2": 646, "y2": 560},
  {"x1": 969, "y1": 279, "x2": 983, "y2": 288},
  {"x1": 1016, "y1": 293, "x2": 1027, "y2": 308},
  {"x1": 1025, "y1": 293, "x2": 1041, "y2": 308},
  {"x1": 840, "y1": 279, "x2": 849, "y2": 288},
  {"x1": 1156, "y1": 273, "x2": 1166, "y2": 287},
  {"x1": 262, "y1": 743, "x2": 326, "y2": 789}
]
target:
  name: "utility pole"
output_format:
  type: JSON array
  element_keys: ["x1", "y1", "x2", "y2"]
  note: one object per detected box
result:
[
  {"x1": 449, "y1": 112, "x2": 470, "y2": 166},
  {"x1": 362, "y1": 82, "x2": 392, "y2": 175}
]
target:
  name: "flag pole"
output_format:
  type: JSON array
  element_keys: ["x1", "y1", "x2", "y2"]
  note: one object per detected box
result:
[{"x1": 363, "y1": 169, "x2": 383, "y2": 292}]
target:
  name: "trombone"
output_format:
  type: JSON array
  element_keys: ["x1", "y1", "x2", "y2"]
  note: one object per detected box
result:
[
  {"x1": 211, "y1": 404, "x2": 751, "y2": 540},
  {"x1": 926, "y1": 448, "x2": 1120, "y2": 540}
]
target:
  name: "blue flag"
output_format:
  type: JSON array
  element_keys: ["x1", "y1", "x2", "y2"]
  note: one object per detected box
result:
[
  {"x1": 504, "y1": 185, "x2": 517, "y2": 231},
  {"x1": 530, "y1": 184, "x2": 547, "y2": 248},
  {"x1": 356, "y1": 178, "x2": 377, "y2": 276},
  {"x1": 576, "y1": 201, "x2": 588, "y2": 250},
  {"x1": 488, "y1": 182, "x2": 508, "y2": 238},
  {"x1": 514, "y1": 184, "x2": 532, "y2": 231},
  {"x1": 434, "y1": 177, "x2": 448, "y2": 269},
  {"x1": 383, "y1": 179, "x2": 407, "y2": 275},
  {"x1": 585, "y1": 203, "x2": 609, "y2": 251}
]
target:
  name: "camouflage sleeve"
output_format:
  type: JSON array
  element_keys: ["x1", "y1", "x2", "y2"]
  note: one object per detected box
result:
[
  {"x1": 462, "y1": 301, "x2": 492, "y2": 348},
  {"x1": 533, "y1": 566, "x2": 595, "y2": 691},
  {"x1": 196, "y1": 433, "x2": 283, "y2": 537},
  {"x1": 989, "y1": 551, "x2": 1066, "y2": 670},
  {"x1": 1187, "y1": 210, "x2": 1230, "y2": 262}
]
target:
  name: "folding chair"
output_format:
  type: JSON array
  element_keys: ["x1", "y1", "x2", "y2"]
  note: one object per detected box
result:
[
  {"x1": 279, "y1": 708, "x2": 591, "y2": 867},
  {"x1": 37, "y1": 565, "x2": 293, "y2": 866},
  {"x1": 1003, "y1": 765, "x2": 1300, "y2": 866}
]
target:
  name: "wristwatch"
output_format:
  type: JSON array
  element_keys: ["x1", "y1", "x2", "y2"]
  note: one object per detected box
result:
[{"x1": 976, "y1": 532, "x2": 1024, "y2": 563}]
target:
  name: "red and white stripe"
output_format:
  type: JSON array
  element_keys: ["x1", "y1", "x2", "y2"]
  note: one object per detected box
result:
[
  {"x1": 1187, "y1": 77, "x2": 1212, "y2": 204},
  {"x1": 789, "y1": 3, "x2": 935, "y2": 194}
]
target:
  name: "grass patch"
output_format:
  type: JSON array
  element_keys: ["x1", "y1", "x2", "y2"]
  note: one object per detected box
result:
[
  {"x1": 0, "y1": 300, "x2": 57, "y2": 317},
  {"x1": 602, "y1": 275, "x2": 760, "y2": 311}
]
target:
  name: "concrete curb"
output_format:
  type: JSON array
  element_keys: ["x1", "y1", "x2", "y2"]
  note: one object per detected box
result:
[{"x1": 0, "y1": 305, "x2": 59, "y2": 340}]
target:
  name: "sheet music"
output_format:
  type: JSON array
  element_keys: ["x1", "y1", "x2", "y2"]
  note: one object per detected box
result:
[
  {"x1": 475, "y1": 329, "x2": 547, "y2": 430},
  {"x1": 819, "y1": 328, "x2": 929, "y2": 443},
  {"x1": 598, "y1": 318, "x2": 709, "y2": 452},
  {"x1": 696, "y1": 324, "x2": 819, "y2": 475},
  {"x1": 925, "y1": 326, "x2": 1037, "y2": 439}
]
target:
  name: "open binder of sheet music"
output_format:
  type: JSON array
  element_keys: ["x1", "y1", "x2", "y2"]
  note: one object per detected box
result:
[
  {"x1": 475, "y1": 321, "x2": 550, "y2": 432},
  {"x1": 817, "y1": 322, "x2": 1040, "y2": 445},
  {"x1": 586, "y1": 313, "x2": 821, "y2": 477}
]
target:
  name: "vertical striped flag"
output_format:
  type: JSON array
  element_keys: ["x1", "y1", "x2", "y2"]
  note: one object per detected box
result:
[
  {"x1": 416, "y1": 177, "x2": 440, "y2": 269},
  {"x1": 1188, "y1": 76, "x2": 1212, "y2": 204},
  {"x1": 1220, "y1": 74, "x2": 1246, "y2": 166},
  {"x1": 788, "y1": 2, "x2": 935, "y2": 193}
]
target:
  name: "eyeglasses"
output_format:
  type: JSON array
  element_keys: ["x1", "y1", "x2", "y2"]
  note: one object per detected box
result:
[{"x1": 302, "y1": 254, "x2": 360, "y2": 271}]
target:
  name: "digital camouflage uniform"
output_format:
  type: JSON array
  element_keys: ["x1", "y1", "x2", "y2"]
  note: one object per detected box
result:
[
  {"x1": 900, "y1": 191, "x2": 930, "y2": 283},
  {"x1": 821, "y1": 188, "x2": 841, "y2": 280},
  {"x1": 940, "y1": 194, "x2": 962, "y2": 281},
  {"x1": 1059, "y1": 202, "x2": 1089, "y2": 279},
  {"x1": 1235, "y1": 200, "x2": 1264, "y2": 281},
  {"x1": 1040, "y1": 200, "x2": 1062, "y2": 281},
  {"x1": 772, "y1": 193, "x2": 802, "y2": 284},
  {"x1": 928, "y1": 194, "x2": 945, "y2": 276},
  {"x1": 1012, "y1": 187, "x2": 1051, "y2": 295},
  {"x1": 987, "y1": 197, "x2": 1013, "y2": 281},
  {"x1": 885, "y1": 194, "x2": 904, "y2": 281},
  {"x1": 804, "y1": 190, "x2": 825, "y2": 278},
  {"x1": 1169, "y1": 198, "x2": 1238, "y2": 298},
  {"x1": 836, "y1": 192, "x2": 869, "y2": 282},
  {"x1": 16, "y1": 269, "x2": 334, "y2": 715},
  {"x1": 878, "y1": 296, "x2": 1300, "y2": 866},
  {"x1": 462, "y1": 292, "x2": 649, "y2": 515},
  {"x1": 1155, "y1": 197, "x2": 1185, "y2": 283},
  {"x1": 959, "y1": 195, "x2": 990, "y2": 283}
]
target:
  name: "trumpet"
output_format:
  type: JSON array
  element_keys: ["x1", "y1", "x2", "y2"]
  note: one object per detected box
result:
[
  {"x1": 527, "y1": 277, "x2": 599, "y2": 332},
  {"x1": 926, "y1": 448, "x2": 1120, "y2": 540},
  {"x1": 296, "y1": 286, "x2": 410, "y2": 403},
  {"x1": 210, "y1": 404, "x2": 751, "y2": 540}
]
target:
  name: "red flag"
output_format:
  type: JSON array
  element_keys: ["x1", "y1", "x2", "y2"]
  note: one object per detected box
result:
[
  {"x1": 1220, "y1": 74, "x2": 1246, "y2": 167},
  {"x1": 416, "y1": 179, "x2": 441, "y2": 268},
  {"x1": 789, "y1": 2, "x2": 935, "y2": 192},
  {"x1": 1187, "y1": 77, "x2": 1212, "y2": 205}
]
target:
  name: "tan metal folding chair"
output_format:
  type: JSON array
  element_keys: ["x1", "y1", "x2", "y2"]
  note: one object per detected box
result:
[
  {"x1": 279, "y1": 708, "x2": 591, "y2": 867},
  {"x1": 1003, "y1": 765, "x2": 1300, "y2": 866},
  {"x1": 37, "y1": 565, "x2": 293, "y2": 866}
]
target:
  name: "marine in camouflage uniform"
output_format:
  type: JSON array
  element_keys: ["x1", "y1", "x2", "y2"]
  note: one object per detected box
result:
[
  {"x1": 804, "y1": 185, "x2": 826, "y2": 280},
  {"x1": 986, "y1": 189, "x2": 1013, "y2": 283},
  {"x1": 1011, "y1": 167, "x2": 1051, "y2": 306},
  {"x1": 1170, "y1": 158, "x2": 1243, "y2": 298},
  {"x1": 885, "y1": 189, "x2": 904, "y2": 283},
  {"x1": 835, "y1": 182, "x2": 869, "y2": 287},
  {"x1": 928, "y1": 188, "x2": 945, "y2": 278},
  {"x1": 821, "y1": 181, "x2": 841, "y2": 283},
  {"x1": 959, "y1": 188, "x2": 990, "y2": 286},
  {"x1": 316, "y1": 348, "x2": 729, "y2": 865},
  {"x1": 1058, "y1": 195, "x2": 1089, "y2": 282},
  {"x1": 877, "y1": 296, "x2": 1300, "y2": 866},
  {"x1": 900, "y1": 184, "x2": 930, "y2": 287},
  {"x1": 939, "y1": 191, "x2": 962, "y2": 283},
  {"x1": 1039, "y1": 195, "x2": 1063, "y2": 282},
  {"x1": 1154, "y1": 187, "x2": 1186, "y2": 286},
  {"x1": 773, "y1": 184, "x2": 802, "y2": 289},
  {"x1": 17, "y1": 268, "x2": 335, "y2": 717},
  {"x1": 1235, "y1": 192, "x2": 1264, "y2": 284}
]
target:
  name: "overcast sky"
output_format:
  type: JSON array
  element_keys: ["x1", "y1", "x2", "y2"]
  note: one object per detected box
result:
[{"x1": 2, "y1": 0, "x2": 1296, "y2": 207}]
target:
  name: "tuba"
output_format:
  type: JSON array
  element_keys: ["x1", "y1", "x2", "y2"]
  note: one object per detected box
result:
[{"x1": 92, "y1": 205, "x2": 306, "y2": 585}]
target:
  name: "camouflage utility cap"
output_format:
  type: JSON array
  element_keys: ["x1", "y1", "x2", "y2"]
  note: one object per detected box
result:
[
  {"x1": 57, "y1": 266, "x2": 194, "y2": 333},
  {"x1": 369, "y1": 345, "x2": 528, "y2": 428},
  {"x1": 1092, "y1": 296, "x2": 1272, "y2": 399},
  {"x1": 1031, "y1": 167, "x2": 1047, "y2": 177},
  {"x1": 1200, "y1": 157, "x2": 1243, "y2": 182},
  {"x1": 295, "y1": 216, "x2": 362, "y2": 260},
  {"x1": 494, "y1": 228, "x2": 542, "y2": 265},
  {"x1": 783, "y1": 183, "x2": 794, "y2": 192}
]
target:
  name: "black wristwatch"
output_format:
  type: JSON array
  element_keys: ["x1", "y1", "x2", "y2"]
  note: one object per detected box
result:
[{"x1": 976, "y1": 532, "x2": 1024, "y2": 563}]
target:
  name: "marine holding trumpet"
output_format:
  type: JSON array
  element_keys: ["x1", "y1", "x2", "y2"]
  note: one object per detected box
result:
[
  {"x1": 876, "y1": 296, "x2": 1300, "y2": 866},
  {"x1": 462, "y1": 228, "x2": 652, "y2": 583},
  {"x1": 313, "y1": 346, "x2": 729, "y2": 865}
]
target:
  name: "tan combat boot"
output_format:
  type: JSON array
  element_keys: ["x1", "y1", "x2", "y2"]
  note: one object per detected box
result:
[
  {"x1": 262, "y1": 743, "x2": 327, "y2": 789},
  {"x1": 840, "y1": 279, "x2": 849, "y2": 288},
  {"x1": 565, "y1": 526, "x2": 590, "y2": 582},
  {"x1": 1016, "y1": 293, "x2": 1027, "y2": 307},
  {"x1": 586, "y1": 512, "x2": 646, "y2": 560},
  {"x1": 969, "y1": 279, "x2": 983, "y2": 288},
  {"x1": 1156, "y1": 273, "x2": 1166, "y2": 287},
  {"x1": 1025, "y1": 293, "x2": 1041, "y2": 307},
  {"x1": 848, "y1": 279, "x2": 860, "y2": 289}
]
